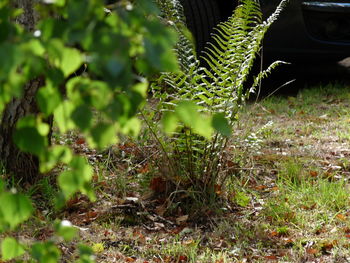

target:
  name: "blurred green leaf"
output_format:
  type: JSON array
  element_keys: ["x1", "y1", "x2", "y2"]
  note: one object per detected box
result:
[
  {"x1": 175, "y1": 101, "x2": 213, "y2": 139},
  {"x1": 54, "y1": 100, "x2": 75, "y2": 133},
  {"x1": 58, "y1": 156, "x2": 94, "y2": 200},
  {"x1": 31, "y1": 242, "x2": 61, "y2": 263},
  {"x1": 71, "y1": 105, "x2": 93, "y2": 132},
  {"x1": 212, "y1": 113, "x2": 232, "y2": 137},
  {"x1": 36, "y1": 84, "x2": 62, "y2": 116},
  {"x1": 13, "y1": 127, "x2": 45, "y2": 156},
  {"x1": 1, "y1": 237, "x2": 25, "y2": 260},
  {"x1": 162, "y1": 111, "x2": 179, "y2": 134},
  {"x1": 0, "y1": 192, "x2": 33, "y2": 229},
  {"x1": 88, "y1": 123, "x2": 118, "y2": 149},
  {"x1": 40, "y1": 146, "x2": 73, "y2": 173},
  {"x1": 60, "y1": 47, "x2": 83, "y2": 77},
  {"x1": 120, "y1": 117, "x2": 141, "y2": 137},
  {"x1": 54, "y1": 220, "x2": 77, "y2": 242},
  {"x1": 76, "y1": 244, "x2": 95, "y2": 263}
]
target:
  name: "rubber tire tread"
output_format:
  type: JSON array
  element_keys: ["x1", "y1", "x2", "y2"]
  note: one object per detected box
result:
[{"x1": 180, "y1": 0, "x2": 221, "y2": 54}]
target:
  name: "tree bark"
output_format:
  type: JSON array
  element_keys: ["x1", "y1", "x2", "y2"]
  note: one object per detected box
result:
[{"x1": 0, "y1": 0, "x2": 44, "y2": 183}]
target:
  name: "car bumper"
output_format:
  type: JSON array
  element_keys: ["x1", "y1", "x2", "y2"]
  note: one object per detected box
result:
[{"x1": 262, "y1": 0, "x2": 350, "y2": 62}]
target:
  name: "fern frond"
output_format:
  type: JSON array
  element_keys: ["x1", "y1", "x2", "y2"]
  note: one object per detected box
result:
[{"x1": 151, "y1": 0, "x2": 288, "y2": 180}]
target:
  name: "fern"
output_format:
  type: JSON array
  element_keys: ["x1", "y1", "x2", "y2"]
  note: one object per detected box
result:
[{"x1": 147, "y1": 0, "x2": 287, "y2": 204}]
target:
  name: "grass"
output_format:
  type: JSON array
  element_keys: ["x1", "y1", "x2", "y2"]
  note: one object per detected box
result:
[{"x1": 4, "y1": 83, "x2": 350, "y2": 262}]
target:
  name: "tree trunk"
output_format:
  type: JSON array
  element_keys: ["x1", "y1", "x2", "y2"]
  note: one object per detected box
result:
[{"x1": 0, "y1": 0, "x2": 44, "y2": 183}]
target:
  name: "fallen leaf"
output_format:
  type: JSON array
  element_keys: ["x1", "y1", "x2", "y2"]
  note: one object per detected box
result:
[
  {"x1": 176, "y1": 215, "x2": 189, "y2": 225},
  {"x1": 301, "y1": 203, "x2": 316, "y2": 210},
  {"x1": 150, "y1": 177, "x2": 166, "y2": 193},
  {"x1": 309, "y1": 171, "x2": 318, "y2": 177},
  {"x1": 306, "y1": 248, "x2": 318, "y2": 255},
  {"x1": 125, "y1": 257, "x2": 136, "y2": 262},
  {"x1": 255, "y1": 185, "x2": 267, "y2": 191},
  {"x1": 269, "y1": 231, "x2": 279, "y2": 237},
  {"x1": 178, "y1": 255, "x2": 188, "y2": 262},
  {"x1": 137, "y1": 163, "x2": 149, "y2": 174},
  {"x1": 264, "y1": 255, "x2": 278, "y2": 260},
  {"x1": 321, "y1": 242, "x2": 335, "y2": 252},
  {"x1": 155, "y1": 204, "x2": 166, "y2": 216},
  {"x1": 76, "y1": 138, "x2": 86, "y2": 145},
  {"x1": 171, "y1": 226, "x2": 185, "y2": 235},
  {"x1": 82, "y1": 210, "x2": 99, "y2": 223},
  {"x1": 336, "y1": 214, "x2": 346, "y2": 221},
  {"x1": 214, "y1": 184, "x2": 222, "y2": 195}
]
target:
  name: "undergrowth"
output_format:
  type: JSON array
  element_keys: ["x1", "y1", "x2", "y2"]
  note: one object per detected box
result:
[{"x1": 142, "y1": 0, "x2": 287, "y2": 216}]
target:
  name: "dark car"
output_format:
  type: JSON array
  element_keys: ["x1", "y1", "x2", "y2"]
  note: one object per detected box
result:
[{"x1": 180, "y1": 0, "x2": 350, "y2": 63}]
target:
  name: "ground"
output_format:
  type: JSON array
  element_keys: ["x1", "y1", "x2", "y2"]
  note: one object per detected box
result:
[{"x1": 3, "y1": 82, "x2": 350, "y2": 263}]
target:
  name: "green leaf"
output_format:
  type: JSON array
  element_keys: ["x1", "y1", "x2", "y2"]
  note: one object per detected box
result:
[
  {"x1": 192, "y1": 116, "x2": 213, "y2": 140},
  {"x1": 58, "y1": 157, "x2": 94, "y2": 200},
  {"x1": 22, "y1": 39, "x2": 45, "y2": 56},
  {"x1": 71, "y1": 105, "x2": 93, "y2": 131},
  {"x1": 89, "y1": 123, "x2": 118, "y2": 149},
  {"x1": 0, "y1": 179, "x2": 5, "y2": 192},
  {"x1": 120, "y1": 117, "x2": 141, "y2": 137},
  {"x1": 40, "y1": 146, "x2": 73, "y2": 173},
  {"x1": 54, "y1": 100, "x2": 75, "y2": 133},
  {"x1": 31, "y1": 242, "x2": 60, "y2": 263},
  {"x1": 235, "y1": 191, "x2": 250, "y2": 207},
  {"x1": 76, "y1": 244, "x2": 94, "y2": 263},
  {"x1": 36, "y1": 84, "x2": 62, "y2": 116},
  {"x1": 132, "y1": 81, "x2": 149, "y2": 98},
  {"x1": 175, "y1": 101, "x2": 198, "y2": 127},
  {"x1": 175, "y1": 101, "x2": 213, "y2": 139},
  {"x1": 212, "y1": 113, "x2": 232, "y2": 137},
  {"x1": 54, "y1": 220, "x2": 77, "y2": 242},
  {"x1": 14, "y1": 126, "x2": 47, "y2": 156},
  {"x1": 0, "y1": 193, "x2": 33, "y2": 229},
  {"x1": 60, "y1": 47, "x2": 83, "y2": 77},
  {"x1": 47, "y1": 40, "x2": 83, "y2": 77},
  {"x1": 162, "y1": 111, "x2": 178, "y2": 134},
  {"x1": 1, "y1": 237, "x2": 25, "y2": 260}
]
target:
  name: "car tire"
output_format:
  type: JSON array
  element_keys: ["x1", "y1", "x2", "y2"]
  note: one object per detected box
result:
[{"x1": 179, "y1": 0, "x2": 222, "y2": 54}]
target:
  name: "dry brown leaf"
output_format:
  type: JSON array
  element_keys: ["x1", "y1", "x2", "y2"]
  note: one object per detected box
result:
[
  {"x1": 176, "y1": 215, "x2": 189, "y2": 225},
  {"x1": 309, "y1": 170, "x2": 318, "y2": 177},
  {"x1": 82, "y1": 210, "x2": 99, "y2": 223},
  {"x1": 178, "y1": 255, "x2": 188, "y2": 262},
  {"x1": 150, "y1": 176, "x2": 166, "y2": 193},
  {"x1": 76, "y1": 138, "x2": 86, "y2": 145},
  {"x1": 155, "y1": 204, "x2": 167, "y2": 216},
  {"x1": 321, "y1": 241, "x2": 335, "y2": 251},
  {"x1": 255, "y1": 185, "x2": 267, "y2": 191},
  {"x1": 264, "y1": 255, "x2": 278, "y2": 260},
  {"x1": 336, "y1": 214, "x2": 346, "y2": 221},
  {"x1": 306, "y1": 248, "x2": 318, "y2": 255},
  {"x1": 301, "y1": 203, "x2": 316, "y2": 210},
  {"x1": 137, "y1": 163, "x2": 149, "y2": 174},
  {"x1": 269, "y1": 231, "x2": 279, "y2": 237},
  {"x1": 214, "y1": 184, "x2": 222, "y2": 195}
]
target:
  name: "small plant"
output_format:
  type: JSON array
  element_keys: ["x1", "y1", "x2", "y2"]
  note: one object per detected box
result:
[{"x1": 146, "y1": 0, "x2": 287, "y2": 214}]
